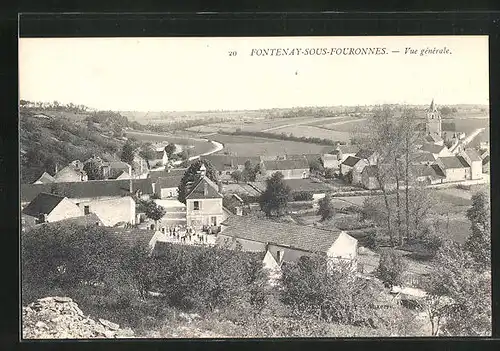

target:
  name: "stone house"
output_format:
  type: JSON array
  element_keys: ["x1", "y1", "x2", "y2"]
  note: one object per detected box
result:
[
  {"x1": 185, "y1": 165, "x2": 227, "y2": 231},
  {"x1": 218, "y1": 216, "x2": 358, "y2": 269},
  {"x1": 460, "y1": 148, "x2": 483, "y2": 180},
  {"x1": 435, "y1": 156, "x2": 471, "y2": 182},
  {"x1": 33, "y1": 172, "x2": 55, "y2": 184},
  {"x1": 22, "y1": 192, "x2": 83, "y2": 226},
  {"x1": 420, "y1": 143, "x2": 452, "y2": 158},
  {"x1": 201, "y1": 155, "x2": 261, "y2": 181},
  {"x1": 53, "y1": 165, "x2": 88, "y2": 182}
]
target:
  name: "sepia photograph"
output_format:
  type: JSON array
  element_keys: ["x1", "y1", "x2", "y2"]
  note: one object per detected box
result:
[{"x1": 19, "y1": 35, "x2": 491, "y2": 338}]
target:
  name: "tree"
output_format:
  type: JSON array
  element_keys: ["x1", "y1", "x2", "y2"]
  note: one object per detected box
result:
[
  {"x1": 144, "y1": 200, "x2": 166, "y2": 230},
  {"x1": 317, "y1": 193, "x2": 335, "y2": 221},
  {"x1": 242, "y1": 160, "x2": 259, "y2": 182},
  {"x1": 121, "y1": 141, "x2": 135, "y2": 165},
  {"x1": 423, "y1": 240, "x2": 491, "y2": 336},
  {"x1": 280, "y1": 256, "x2": 376, "y2": 325},
  {"x1": 138, "y1": 143, "x2": 155, "y2": 162},
  {"x1": 324, "y1": 168, "x2": 336, "y2": 179},
  {"x1": 309, "y1": 157, "x2": 324, "y2": 174},
  {"x1": 231, "y1": 170, "x2": 243, "y2": 183},
  {"x1": 375, "y1": 248, "x2": 408, "y2": 288},
  {"x1": 83, "y1": 160, "x2": 104, "y2": 180},
  {"x1": 164, "y1": 143, "x2": 176, "y2": 158},
  {"x1": 259, "y1": 172, "x2": 291, "y2": 218},
  {"x1": 464, "y1": 191, "x2": 490, "y2": 268},
  {"x1": 177, "y1": 159, "x2": 218, "y2": 204}
]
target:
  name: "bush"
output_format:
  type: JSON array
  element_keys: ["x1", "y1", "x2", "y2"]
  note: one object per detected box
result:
[
  {"x1": 292, "y1": 191, "x2": 314, "y2": 201},
  {"x1": 375, "y1": 249, "x2": 408, "y2": 288}
]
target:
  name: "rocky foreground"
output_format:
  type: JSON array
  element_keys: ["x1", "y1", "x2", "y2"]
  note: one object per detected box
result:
[{"x1": 22, "y1": 296, "x2": 134, "y2": 339}]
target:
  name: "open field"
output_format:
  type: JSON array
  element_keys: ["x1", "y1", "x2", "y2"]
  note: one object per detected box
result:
[
  {"x1": 217, "y1": 139, "x2": 331, "y2": 157},
  {"x1": 125, "y1": 131, "x2": 216, "y2": 156},
  {"x1": 316, "y1": 118, "x2": 367, "y2": 132},
  {"x1": 267, "y1": 125, "x2": 351, "y2": 142}
]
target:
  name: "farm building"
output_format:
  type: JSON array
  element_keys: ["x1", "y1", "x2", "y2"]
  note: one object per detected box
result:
[
  {"x1": 355, "y1": 149, "x2": 378, "y2": 165},
  {"x1": 154, "y1": 175, "x2": 183, "y2": 199},
  {"x1": 409, "y1": 151, "x2": 436, "y2": 165},
  {"x1": 219, "y1": 216, "x2": 358, "y2": 268},
  {"x1": 284, "y1": 178, "x2": 331, "y2": 200},
  {"x1": 412, "y1": 164, "x2": 446, "y2": 184},
  {"x1": 322, "y1": 153, "x2": 341, "y2": 170},
  {"x1": 435, "y1": 156, "x2": 471, "y2": 182},
  {"x1": 340, "y1": 156, "x2": 361, "y2": 176},
  {"x1": 423, "y1": 133, "x2": 444, "y2": 146},
  {"x1": 261, "y1": 157, "x2": 310, "y2": 180},
  {"x1": 202, "y1": 154, "x2": 261, "y2": 180},
  {"x1": 53, "y1": 165, "x2": 88, "y2": 182}
]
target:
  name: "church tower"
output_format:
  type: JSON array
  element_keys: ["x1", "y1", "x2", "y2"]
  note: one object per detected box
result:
[{"x1": 425, "y1": 99, "x2": 442, "y2": 136}]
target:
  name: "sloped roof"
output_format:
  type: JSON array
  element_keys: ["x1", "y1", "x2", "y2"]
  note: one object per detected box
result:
[
  {"x1": 410, "y1": 152, "x2": 436, "y2": 163},
  {"x1": 202, "y1": 155, "x2": 261, "y2": 171},
  {"x1": 362, "y1": 165, "x2": 378, "y2": 177},
  {"x1": 424, "y1": 133, "x2": 443, "y2": 143},
  {"x1": 149, "y1": 168, "x2": 187, "y2": 178},
  {"x1": 34, "y1": 172, "x2": 55, "y2": 184},
  {"x1": 283, "y1": 179, "x2": 331, "y2": 192},
  {"x1": 482, "y1": 155, "x2": 490, "y2": 165},
  {"x1": 109, "y1": 228, "x2": 155, "y2": 248},
  {"x1": 438, "y1": 156, "x2": 470, "y2": 169},
  {"x1": 22, "y1": 192, "x2": 66, "y2": 217},
  {"x1": 185, "y1": 176, "x2": 222, "y2": 199},
  {"x1": 431, "y1": 164, "x2": 446, "y2": 178},
  {"x1": 21, "y1": 179, "x2": 154, "y2": 203},
  {"x1": 157, "y1": 175, "x2": 183, "y2": 189},
  {"x1": 421, "y1": 143, "x2": 446, "y2": 154},
  {"x1": 108, "y1": 161, "x2": 131, "y2": 170},
  {"x1": 263, "y1": 158, "x2": 309, "y2": 171},
  {"x1": 355, "y1": 149, "x2": 375, "y2": 160},
  {"x1": 286, "y1": 154, "x2": 321, "y2": 163},
  {"x1": 342, "y1": 156, "x2": 361, "y2": 167},
  {"x1": 412, "y1": 164, "x2": 445, "y2": 179},
  {"x1": 464, "y1": 148, "x2": 482, "y2": 162},
  {"x1": 54, "y1": 166, "x2": 86, "y2": 179},
  {"x1": 221, "y1": 216, "x2": 345, "y2": 254}
]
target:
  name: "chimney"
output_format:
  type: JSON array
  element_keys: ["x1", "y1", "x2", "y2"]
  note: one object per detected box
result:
[{"x1": 204, "y1": 182, "x2": 208, "y2": 196}]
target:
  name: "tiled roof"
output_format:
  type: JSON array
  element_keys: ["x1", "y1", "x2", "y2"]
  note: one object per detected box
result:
[
  {"x1": 263, "y1": 158, "x2": 309, "y2": 171},
  {"x1": 148, "y1": 168, "x2": 187, "y2": 179},
  {"x1": 286, "y1": 154, "x2": 321, "y2": 163},
  {"x1": 202, "y1": 155, "x2": 260, "y2": 171},
  {"x1": 431, "y1": 164, "x2": 446, "y2": 178},
  {"x1": 482, "y1": 155, "x2": 490, "y2": 165},
  {"x1": 34, "y1": 172, "x2": 55, "y2": 184},
  {"x1": 185, "y1": 176, "x2": 222, "y2": 199},
  {"x1": 221, "y1": 216, "x2": 344, "y2": 254},
  {"x1": 108, "y1": 161, "x2": 131, "y2": 170},
  {"x1": 109, "y1": 228, "x2": 155, "y2": 248},
  {"x1": 22, "y1": 192, "x2": 66, "y2": 217},
  {"x1": 412, "y1": 164, "x2": 445, "y2": 179},
  {"x1": 157, "y1": 175, "x2": 183, "y2": 189},
  {"x1": 420, "y1": 143, "x2": 446, "y2": 154},
  {"x1": 54, "y1": 166, "x2": 86, "y2": 179},
  {"x1": 410, "y1": 152, "x2": 436, "y2": 163},
  {"x1": 362, "y1": 165, "x2": 378, "y2": 177},
  {"x1": 424, "y1": 134, "x2": 443, "y2": 143},
  {"x1": 355, "y1": 149, "x2": 375, "y2": 160},
  {"x1": 342, "y1": 156, "x2": 361, "y2": 167},
  {"x1": 438, "y1": 156, "x2": 470, "y2": 169},
  {"x1": 464, "y1": 148, "x2": 482, "y2": 162},
  {"x1": 21, "y1": 178, "x2": 154, "y2": 203}
]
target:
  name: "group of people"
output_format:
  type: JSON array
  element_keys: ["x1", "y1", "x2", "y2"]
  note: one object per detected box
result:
[{"x1": 160, "y1": 224, "x2": 210, "y2": 244}]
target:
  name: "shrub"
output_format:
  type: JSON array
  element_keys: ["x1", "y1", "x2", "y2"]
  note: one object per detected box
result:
[
  {"x1": 375, "y1": 249, "x2": 408, "y2": 288},
  {"x1": 292, "y1": 191, "x2": 314, "y2": 201}
]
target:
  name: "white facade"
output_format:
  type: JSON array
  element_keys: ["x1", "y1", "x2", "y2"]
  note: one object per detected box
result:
[{"x1": 74, "y1": 196, "x2": 136, "y2": 226}]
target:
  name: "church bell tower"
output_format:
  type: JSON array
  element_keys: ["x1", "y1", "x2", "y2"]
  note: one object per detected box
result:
[{"x1": 426, "y1": 99, "x2": 442, "y2": 136}]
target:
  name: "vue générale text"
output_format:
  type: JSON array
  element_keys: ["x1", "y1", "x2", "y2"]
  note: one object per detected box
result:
[{"x1": 250, "y1": 47, "x2": 388, "y2": 56}]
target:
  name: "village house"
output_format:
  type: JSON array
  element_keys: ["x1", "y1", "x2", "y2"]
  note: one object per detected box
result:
[
  {"x1": 419, "y1": 143, "x2": 452, "y2": 158},
  {"x1": 423, "y1": 133, "x2": 444, "y2": 146},
  {"x1": 22, "y1": 192, "x2": 83, "y2": 227},
  {"x1": 21, "y1": 178, "x2": 155, "y2": 226},
  {"x1": 84, "y1": 156, "x2": 132, "y2": 180},
  {"x1": 409, "y1": 151, "x2": 436, "y2": 165},
  {"x1": 340, "y1": 156, "x2": 361, "y2": 177},
  {"x1": 185, "y1": 164, "x2": 228, "y2": 232},
  {"x1": 219, "y1": 216, "x2": 358, "y2": 269},
  {"x1": 459, "y1": 148, "x2": 483, "y2": 180},
  {"x1": 329, "y1": 144, "x2": 361, "y2": 163},
  {"x1": 153, "y1": 175, "x2": 184, "y2": 199},
  {"x1": 149, "y1": 148, "x2": 169, "y2": 168},
  {"x1": 33, "y1": 172, "x2": 55, "y2": 184},
  {"x1": 53, "y1": 162, "x2": 88, "y2": 182},
  {"x1": 360, "y1": 165, "x2": 379, "y2": 190},
  {"x1": 321, "y1": 153, "x2": 341, "y2": 170},
  {"x1": 261, "y1": 157, "x2": 310, "y2": 180},
  {"x1": 412, "y1": 164, "x2": 446, "y2": 184},
  {"x1": 435, "y1": 156, "x2": 471, "y2": 182},
  {"x1": 22, "y1": 212, "x2": 104, "y2": 232}
]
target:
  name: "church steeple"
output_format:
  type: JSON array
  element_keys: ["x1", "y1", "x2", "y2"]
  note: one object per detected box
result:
[
  {"x1": 426, "y1": 98, "x2": 442, "y2": 136},
  {"x1": 429, "y1": 99, "x2": 435, "y2": 111}
]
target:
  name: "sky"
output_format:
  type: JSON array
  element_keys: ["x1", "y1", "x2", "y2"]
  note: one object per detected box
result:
[{"x1": 19, "y1": 36, "x2": 489, "y2": 112}]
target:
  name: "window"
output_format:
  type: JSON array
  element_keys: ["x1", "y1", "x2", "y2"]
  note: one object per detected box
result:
[
  {"x1": 84, "y1": 205, "x2": 90, "y2": 215},
  {"x1": 193, "y1": 201, "x2": 200, "y2": 210},
  {"x1": 276, "y1": 250, "x2": 282, "y2": 262},
  {"x1": 211, "y1": 216, "x2": 217, "y2": 226}
]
